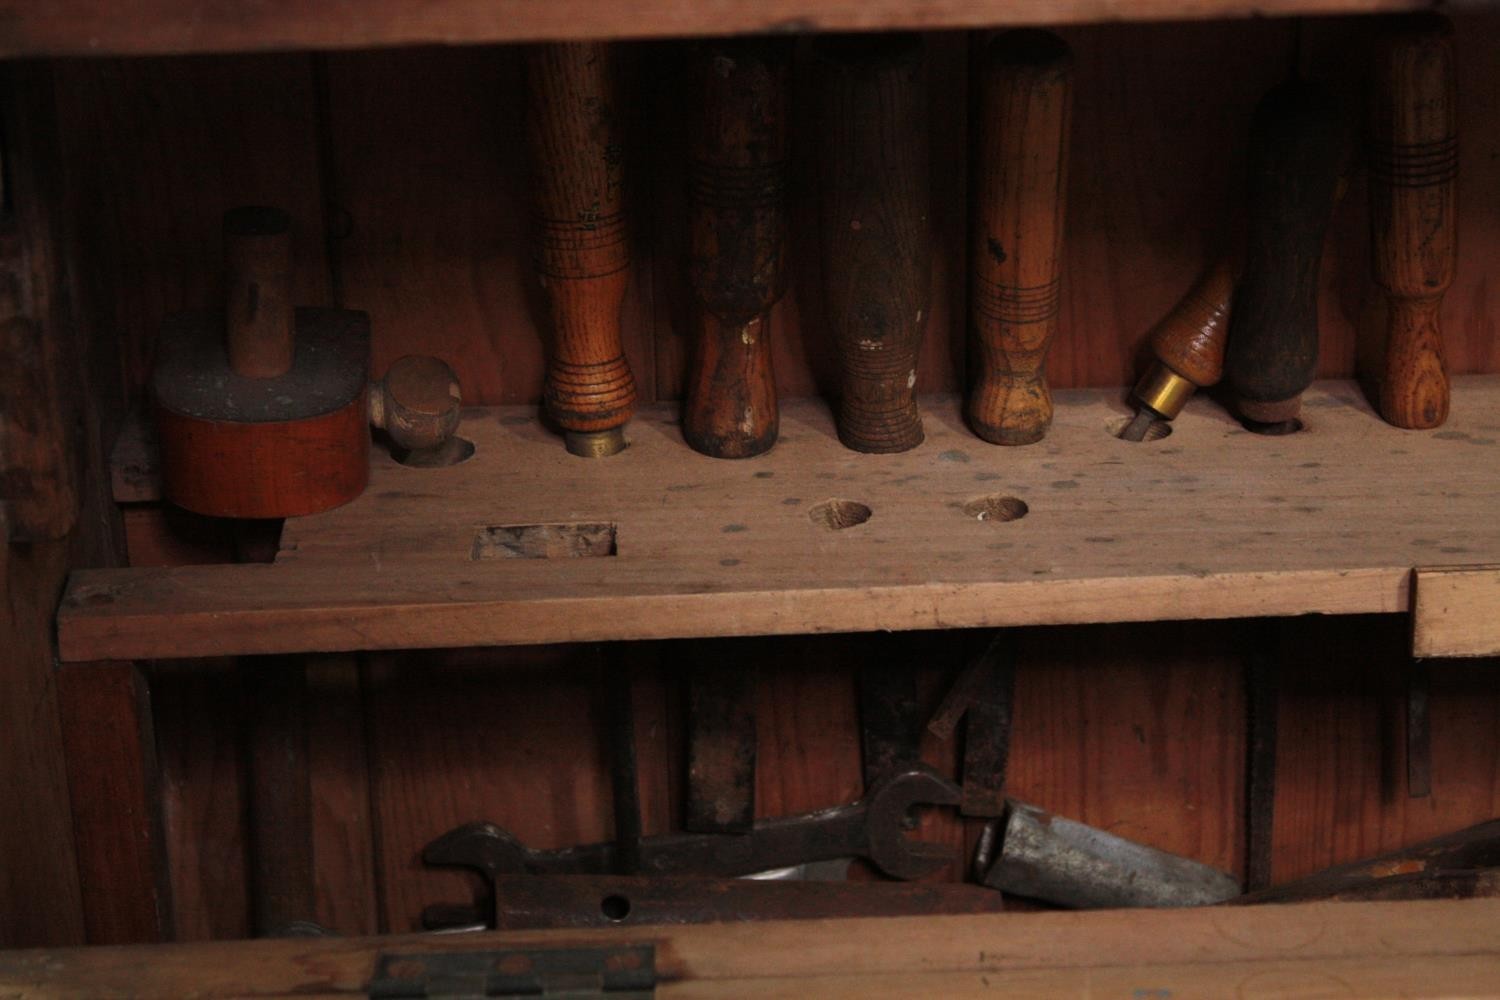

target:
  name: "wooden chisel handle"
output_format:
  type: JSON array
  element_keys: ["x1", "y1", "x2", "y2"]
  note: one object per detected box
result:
[
  {"x1": 1370, "y1": 15, "x2": 1456, "y2": 430},
  {"x1": 815, "y1": 34, "x2": 931, "y2": 454},
  {"x1": 224, "y1": 206, "x2": 294, "y2": 379},
  {"x1": 1225, "y1": 80, "x2": 1349, "y2": 429},
  {"x1": 1129, "y1": 258, "x2": 1236, "y2": 425},
  {"x1": 967, "y1": 30, "x2": 1073, "y2": 446},
  {"x1": 683, "y1": 39, "x2": 790, "y2": 459},
  {"x1": 526, "y1": 42, "x2": 637, "y2": 458}
]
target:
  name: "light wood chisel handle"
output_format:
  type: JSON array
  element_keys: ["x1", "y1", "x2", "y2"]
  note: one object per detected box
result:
[
  {"x1": 526, "y1": 42, "x2": 637, "y2": 457},
  {"x1": 967, "y1": 29, "x2": 1073, "y2": 446}
]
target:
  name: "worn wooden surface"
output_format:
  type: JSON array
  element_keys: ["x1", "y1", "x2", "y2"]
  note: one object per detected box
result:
[
  {"x1": 60, "y1": 377, "x2": 1500, "y2": 661},
  {"x1": 2, "y1": 899, "x2": 1500, "y2": 997},
  {"x1": 0, "y1": 0, "x2": 1451, "y2": 58},
  {"x1": 1413, "y1": 566, "x2": 1500, "y2": 658}
]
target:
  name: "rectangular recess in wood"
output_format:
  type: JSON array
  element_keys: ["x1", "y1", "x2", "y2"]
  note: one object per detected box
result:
[
  {"x1": 1412, "y1": 565, "x2": 1500, "y2": 658},
  {"x1": 471, "y1": 523, "x2": 619, "y2": 560},
  {"x1": 58, "y1": 377, "x2": 1500, "y2": 663}
]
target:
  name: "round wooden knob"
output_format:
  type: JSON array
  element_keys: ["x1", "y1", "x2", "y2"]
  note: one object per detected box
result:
[{"x1": 369, "y1": 355, "x2": 462, "y2": 457}]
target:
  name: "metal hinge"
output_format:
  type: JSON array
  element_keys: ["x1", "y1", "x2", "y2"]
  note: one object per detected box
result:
[{"x1": 369, "y1": 944, "x2": 656, "y2": 999}]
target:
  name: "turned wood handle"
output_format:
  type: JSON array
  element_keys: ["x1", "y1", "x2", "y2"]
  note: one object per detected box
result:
[
  {"x1": 1370, "y1": 14, "x2": 1456, "y2": 430},
  {"x1": 1150, "y1": 257, "x2": 1235, "y2": 389},
  {"x1": 1130, "y1": 258, "x2": 1236, "y2": 422},
  {"x1": 224, "y1": 206, "x2": 294, "y2": 379},
  {"x1": 815, "y1": 34, "x2": 931, "y2": 454},
  {"x1": 967, "y1": 30, "x2": 1073, "y2": 446},
  {"x1": 683, "y1": 39, "x2": 790, "y2": 459},
  {"x1": 526, "y1": 42, "x2": 637, "y2": 456},
  {"x1": 369, "y1": 355, "x2": 462, "y2": 454},
  {"x1": 1225, "y1": 80, "x2": 1349, "y2": 427}
]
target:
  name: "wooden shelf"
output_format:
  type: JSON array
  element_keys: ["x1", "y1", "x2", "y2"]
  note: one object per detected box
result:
[
  {"x1": 0, "y1": 0, "x2": 1444, "y2": 58},
  {"x1": 59, "y1": 376, "x2": 1500, "y2": 662},
  {"x1": 3, "y1": 898, "x2": 1499, "y2": 996}
]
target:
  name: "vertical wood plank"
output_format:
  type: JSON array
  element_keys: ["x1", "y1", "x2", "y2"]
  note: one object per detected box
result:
[
  {"x1": 57, "y1": 662, "x2": 172, "y2": 944},
  {"x1": 307, "y1": 655, "x2": 379, "y2": 935},
  {"x1": 154, "y1": 662, "x2": 250, "y2": 941},
  {"x1": 1272, "y1": 614, "x2": 1500, "y2": 883}
]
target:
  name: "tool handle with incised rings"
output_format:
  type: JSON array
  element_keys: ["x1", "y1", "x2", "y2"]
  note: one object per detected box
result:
[
  {"x1": 526, "y1": 42, "x2": 637, "y2": 457},
  {"x1": 967, "y1": 30, "x2": 1073, "y2": 446}
]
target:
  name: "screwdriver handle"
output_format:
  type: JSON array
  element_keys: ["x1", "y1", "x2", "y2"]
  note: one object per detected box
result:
[
  {"x1": 526, "y1": 42, "x2": 637, "y2": 457},
  {"x1": 683, "y1": 39, "x2": 790, "y2": 459},
  {"x1": 1225, "y1": 80, "x2": 1349, "y2": 427},
  {"x1": 815, "y1": 34, "x2": 931, "y2": 454},
  {"x1": 224, "y1": 206, "x2": 295, "y2": 379},
  {"x1": 1132, "y1": 258, "x2": 1235, "y2": 421},
  {"x1": 967, "y1": 30, "x2": 1073, "y2": 446},
  {"x1": 1370, "y1": 14, "x2": 1456, "y2": 430}
]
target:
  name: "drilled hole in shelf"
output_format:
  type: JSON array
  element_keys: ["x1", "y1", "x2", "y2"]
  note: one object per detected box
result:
[
  {"x1": 600, "y1": 894, "x2": 632, "y2": 922},
  {"x1": 394, "y1": 436, "x2": 476, "y2": 468},
  {"x1": 1107, "y1": 416, "x2": 1172, "y2": 442},
  {"x1": 963, "y1": 495, "x2": 1029, "y2": 523},
  {"x1": 810, "y1": 499, "x2": 872, "y2": 530},
  {"x1": 1242, "y1": 417, "x2": 1305, "y2": 436}
]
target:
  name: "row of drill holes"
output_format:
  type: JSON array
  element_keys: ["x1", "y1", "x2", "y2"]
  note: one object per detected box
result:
[
  {"x1": 810, "y1": 495, "x2": 1028, "y2": 531},
  {"x1": 1109, "y1": 415, "x2": 1308, "y2": 441}
]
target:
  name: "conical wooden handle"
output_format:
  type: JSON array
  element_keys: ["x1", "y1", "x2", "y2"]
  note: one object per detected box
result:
[{"x1": 967, "y1": 29, "x2": 1073, "y2": 446}]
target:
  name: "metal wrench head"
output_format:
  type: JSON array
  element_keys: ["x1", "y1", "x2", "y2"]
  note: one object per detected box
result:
[
  {"x1": 423, "y1": 821, "x2": 535, "y2": 878},
  {"x1": 862, "y1": 765, "x2": 963, "y2": 880}
]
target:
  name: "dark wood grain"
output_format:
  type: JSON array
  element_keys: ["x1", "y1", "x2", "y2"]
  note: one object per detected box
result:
[
  {"x1": 967, "y1": 30, "x2": 1073, "y2": 446},
  {"x1": 57, "y1": 662, "x2": 172, "y2": 944},
  {"x1": 1225, "y1": 79, "x2": 1350, "y2": 426},
  {"x1": 683, "y1": 39, "x2": 790, "y2": 459},
  {"x1": 815, "y1": 34, "x2": 931, "y2": 453}
]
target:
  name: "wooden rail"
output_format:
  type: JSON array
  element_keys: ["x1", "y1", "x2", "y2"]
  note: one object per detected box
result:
[
  {"x1": 0, "y1": 0, "x2": 1443, "y2": 58},
  {"x1": 1, "y1": 898, "x2": 1498, "y2": 996}
]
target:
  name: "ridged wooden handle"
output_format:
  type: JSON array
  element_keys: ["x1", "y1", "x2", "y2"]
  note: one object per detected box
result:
[
  {"x1": 526, "y1": 42, "x2": 637, "y2": 456},
  {"x1": 1371, "y1": 14, "x2": 1455, "y2": 430},
  {"x1": 816, "y1": 34, "x2": 931, "y2": 454},
  {"x1": 1150, "y1": 257, "x2": 1235, "y2": 388},
  {"x1": 683, "y1": 39, "x2": 790, "y2": 459},
  {"x1": 1225, "y1": 80, "x2": 1349, "y2": 426},
  {"x1": 967, "y1": 30, "x2": 1073, "y2": 446},
  {"x1": 224, "y1": 206, "x2": 294, "y2": 379}
]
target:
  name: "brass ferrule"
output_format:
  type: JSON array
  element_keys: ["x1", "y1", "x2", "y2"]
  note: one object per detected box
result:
[
  {"x1": 1131, "y1": 364, "x2": 1196, "y2": 421},
  {"x1": 564, "y1": 427, "x2": 628, "y2": 458}
]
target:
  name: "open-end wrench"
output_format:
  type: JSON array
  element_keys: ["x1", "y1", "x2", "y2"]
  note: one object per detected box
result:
[{"x1": 423, "y1": 765, "x2": 960, "y2": 926}]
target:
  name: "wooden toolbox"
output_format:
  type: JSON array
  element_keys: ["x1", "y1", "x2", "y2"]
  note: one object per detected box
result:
[{"x1": 2, "y1": 0, "x2": 1500, "y2": 994}]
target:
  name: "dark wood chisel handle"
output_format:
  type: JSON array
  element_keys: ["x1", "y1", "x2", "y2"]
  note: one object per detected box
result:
[
  {"x1": 683, "y1": 39, "x2": 790, "y2": 459},
  {"x1": 815, "y1": 33, "x2": 931, "y2": 454},
  {"x1": 1225, "y1": 79, "x2": 1349, "y2": 430}
]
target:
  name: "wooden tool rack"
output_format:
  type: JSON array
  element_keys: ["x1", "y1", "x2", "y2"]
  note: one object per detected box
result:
[{"x1": 3, "y1": 0, "x2": 1500, "y2": 992}]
